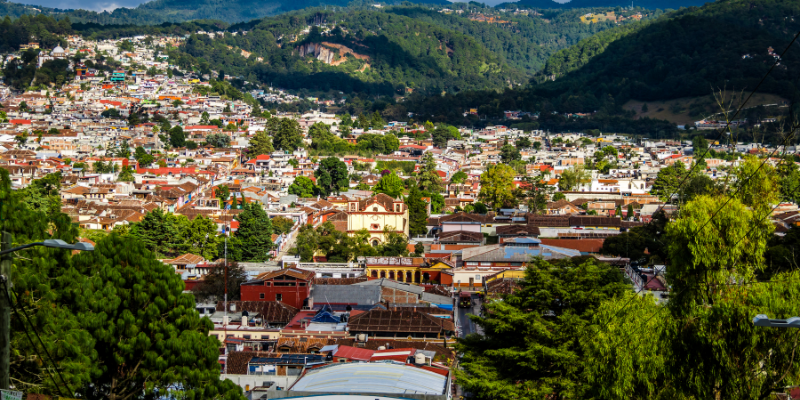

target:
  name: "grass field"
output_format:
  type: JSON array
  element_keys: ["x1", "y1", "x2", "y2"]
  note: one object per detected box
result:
[{"x1": 624, "y1": 92, "x2": 787, "y2": 125}]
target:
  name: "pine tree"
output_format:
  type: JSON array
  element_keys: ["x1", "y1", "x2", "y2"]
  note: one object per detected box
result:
[
  {"x1": 406, "y1": 184, "x2": 429, "y2": 236},
  {"x1": 235, "y1": 202, "x2": 274, "y2": 261}
]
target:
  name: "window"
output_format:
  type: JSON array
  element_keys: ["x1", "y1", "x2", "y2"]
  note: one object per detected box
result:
[
  {"x1": 276, "y1": 294, "x2": 282, "y2": 301},
  {"x1": 466, "y1": 262, "x2": 479, "y2": 266},
  {"x1": 299, "y1": 283, "x2": 306, "y2": 286},
  {"x1": 371, "y1": 224, "x2": 380, "y2": 230},
  {"x1": 243, "y1": 335, "x2": 251, "y2": 339},
  {"x1": 265, "y1": 282, "x2": 271, "y2": 286},
  {"x1": 475, "y1": 275, "x2": 481, "y2": 280},
  {"x1": 338, "y1": 359, "x2": 346, "y2": 363},
  {"x1": 373, "y1": 207, "x2": 379, "y2": 212},
  {"x1": 259, "y1": 293, "x2": 265, "y2": 299}
]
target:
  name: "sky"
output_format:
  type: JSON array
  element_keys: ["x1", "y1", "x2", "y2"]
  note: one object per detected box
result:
[
  {"x1": 13, "y1": 0, "x2": 574, "y2": 15},
  {"x1": 14, "y1": 0, "x2": 147, "y2": 11}
]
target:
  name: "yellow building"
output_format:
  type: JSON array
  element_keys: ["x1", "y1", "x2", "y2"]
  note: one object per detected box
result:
[
  {"x1": 364, "y1": 257, "x2": 453, "y2": 284},
  {"x1": 345, "y1": 194, "x2": 409, "y2": 245}
]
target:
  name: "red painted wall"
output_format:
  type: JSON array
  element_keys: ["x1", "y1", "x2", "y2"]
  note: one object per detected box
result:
[{"x1": 240, "y1": 281, "x2": 310, "y2": 309}]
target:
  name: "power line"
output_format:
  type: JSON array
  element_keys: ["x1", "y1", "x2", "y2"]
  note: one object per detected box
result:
[
  {"x1": 2, "y1": 281, "x2": 73, "y2": 398},
  {"x1": 690, "y1": 124, "x2": 798, "y2": 238},
  {"x1": 593, "y1": 118, "x2": 800, "y2": 340},
  {"x1": 602, "y1": 167, "x2": 800, "y2": 362},
  {"x1": 651, "y1": 28, "x2": 800, "y2": 218}
]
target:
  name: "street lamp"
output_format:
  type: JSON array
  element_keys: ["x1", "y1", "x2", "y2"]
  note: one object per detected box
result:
[
  {"x1": 753, "y1": 314, "x2": 800, "y2": 328},
  {"x1": 0, "y1": 233, "x2": 94, "y2": 391},
  {"x1": 0, "y1": 239, "x2": 95, "y2": 256}
]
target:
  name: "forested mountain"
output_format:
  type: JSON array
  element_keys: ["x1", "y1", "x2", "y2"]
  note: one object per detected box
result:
[
  {"x1": 170, "y1": 9, "x2": 527, "y2": 95},
  {"x1": 401, "y1": 0, "x2": 800, "y2": 130},
  {"x1": 507, "y1": 0, "x2": 710, "y2": 9},
  {"x1": 384, "y1": 5, "x2": 666, "y2": 72},
  {"x1": 0, "y1": 0, "x2": 447, "y2": 24},
  {"x1": 534, "y1": 0, "x2": 800, "y2": 107}
]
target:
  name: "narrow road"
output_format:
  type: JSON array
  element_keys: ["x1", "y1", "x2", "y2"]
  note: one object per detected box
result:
[
  {"x1": 456, "y1": 293, "x2": 482, "y2": 338},
  {"x1": 275, "y1": 230, "x2": 297, "y2": 259}
]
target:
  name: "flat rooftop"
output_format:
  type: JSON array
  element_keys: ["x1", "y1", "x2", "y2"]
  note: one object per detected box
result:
[{"x1": 289, "y1": 362, "x2": 447, "y2": 396}]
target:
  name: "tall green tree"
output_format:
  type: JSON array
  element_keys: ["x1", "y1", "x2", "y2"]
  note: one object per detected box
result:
[
  {"x1": 315, "y1": 157, "x2": 349, "y2": 196},
  {"x1": 134, "y1": 146, "x2": 154, "y2": 167},
  {"x1": 247, "y1": 131, "x2": 274, "y2": 156},
  {"x1": 450, "y1": 170, "x2": 468, "y2": 185},
  {"x1": 0, "y1": 167, "x2": 244, "y2": 400},
  {"x1": 559, "y1": 164, "x2": 589, "y2": 192},
  {"x1": 216, "y1": 185, "x2": 230, "y2": 207},
  {"x1": 64, "y1": 234, "x2": 244, "y2": 400},
  {"x1": 270, "y1": 117, "x2": 303, "y2": 152},
  {"x1": 177, "y1": 215, "x2": 221, "y2": 260},
  {"x1": 130, "y1": 208, "x2": 180, "y2": 257},
  {"x1": 417, "y1": 152, "x2": 442, "y2": 193},
  {"x1": 235, "y1": 202, "x2": 274, "y2": 262},
  {"x1": 456, "y1": 257, "x2": 628, "y2": 399},
  {"x1": 478, "y1": 164, "x2": 516, "y2": 209},
  {"x1": 373, "y1": 173, "x2": 404, "y2": 197},
  {"x1": 406, "y1": 184, "x2": 429, "y2": 236},
  {"x1": 650, "y1": 161, "x2": 688, "y2": 202},
  {"x1": 500, "y1": 144, "x2": 521, "y2": 162},
  {"x1": 661, "y1": 193, "x2": 800, "y2": 399},
  {"x1": 288, "y1": 176, "x2": 317, "y2": 198},
  {"x1": 169, "y1": 126, "x2": 185, "y2": 148}
]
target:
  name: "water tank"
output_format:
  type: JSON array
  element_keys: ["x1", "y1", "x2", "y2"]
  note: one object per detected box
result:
[
  {"x1": 415, "y1": 353, "x2": 426, "y2": 364},
  {"x1": 377, "y1": 346, "x2": 386, "y2": 350},
  {"x1": 357, "y1": 334, "x2": 367, "y2": 342}
]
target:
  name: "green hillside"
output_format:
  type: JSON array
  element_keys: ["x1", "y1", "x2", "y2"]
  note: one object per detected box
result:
[
  {"x1": 169, "y1": 9, "x2": 527, "y2": 95},
  {"x1": 401, "y1": 0, "x2": 800, "y2": 133},
  {"x1": 533, "y1": 0, "x2": 800, "y2": 110},
  {"x1": 383, "y1": 5, "x2": 664, "y2": 73}
]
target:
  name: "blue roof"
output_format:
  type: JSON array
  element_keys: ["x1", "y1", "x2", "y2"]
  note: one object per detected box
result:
[{"x1": 311, "y1": 310, "x2": 340, "y2": 323}]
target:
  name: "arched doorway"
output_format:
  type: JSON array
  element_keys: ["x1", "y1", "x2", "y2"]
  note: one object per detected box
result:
[
  {"x1": 380, "y1": 271, "x2": 386, "y2": 278},
  {"x1": 422, "y1": 272, "x2": 430, "y2": 282},
  {"x1": 371, "y1": 270, "x2": 378, "y2": 278},
  {"x1": 406, "y1": 271, "x2": 413, "y2": 282},
  {"x1": 397, "y1": 271, "x2": 404, "y2": 282},
  {"x1": 389, "y1": 271, "x2": 395, "y2": 280},
  {"x1": 414, "y1": 271, "x2": 421, "y2": 283}
]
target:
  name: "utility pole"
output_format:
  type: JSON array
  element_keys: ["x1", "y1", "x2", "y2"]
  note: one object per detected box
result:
[
  {"x1": 0, "y1": 232, "x2": 10, "y2": 391},
  {"x1": 223, "y1": 207, "x2": 228, "y2": 375}
]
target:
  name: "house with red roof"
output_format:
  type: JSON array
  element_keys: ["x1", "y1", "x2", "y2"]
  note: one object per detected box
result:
[{"x1": 245, "y1": 154, "x2": 271, "y2": 171}]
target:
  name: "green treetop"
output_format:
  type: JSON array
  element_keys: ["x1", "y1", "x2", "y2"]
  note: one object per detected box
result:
[
  {"x1": 373, "y1": 173, "x2": 404, "y2": 198},
  {"x1": 248, "y1": 131, "x2": 274, "y2": 156},
  {"x1": 315, "y1": 157, "x2": 349, "y2": 197},
  {"x1": 235, "y1": 202, "x2": 274, "y2": 262}
]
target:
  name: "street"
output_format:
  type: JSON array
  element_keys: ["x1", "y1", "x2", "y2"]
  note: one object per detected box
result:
[{"x1": 455, "y1": 293, "x2": 482, "y2": 338}]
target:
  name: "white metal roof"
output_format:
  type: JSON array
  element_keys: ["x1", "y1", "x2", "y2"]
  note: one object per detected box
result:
[{"x1": 290, "y1": 362, "x2": 446, "y2": 395}]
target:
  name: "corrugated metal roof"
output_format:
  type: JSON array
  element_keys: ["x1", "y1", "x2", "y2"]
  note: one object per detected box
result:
[
  {"x1": 290, "y1": 362, "x2": 446, "y2": 395},
  {"x1": 311, "y1": 285, "x2": 382, "y2": 305}
]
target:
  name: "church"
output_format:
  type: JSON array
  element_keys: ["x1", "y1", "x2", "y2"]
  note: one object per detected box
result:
[{"x1": 37, "y1": 45, "x2": 68, "y2": 68}]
